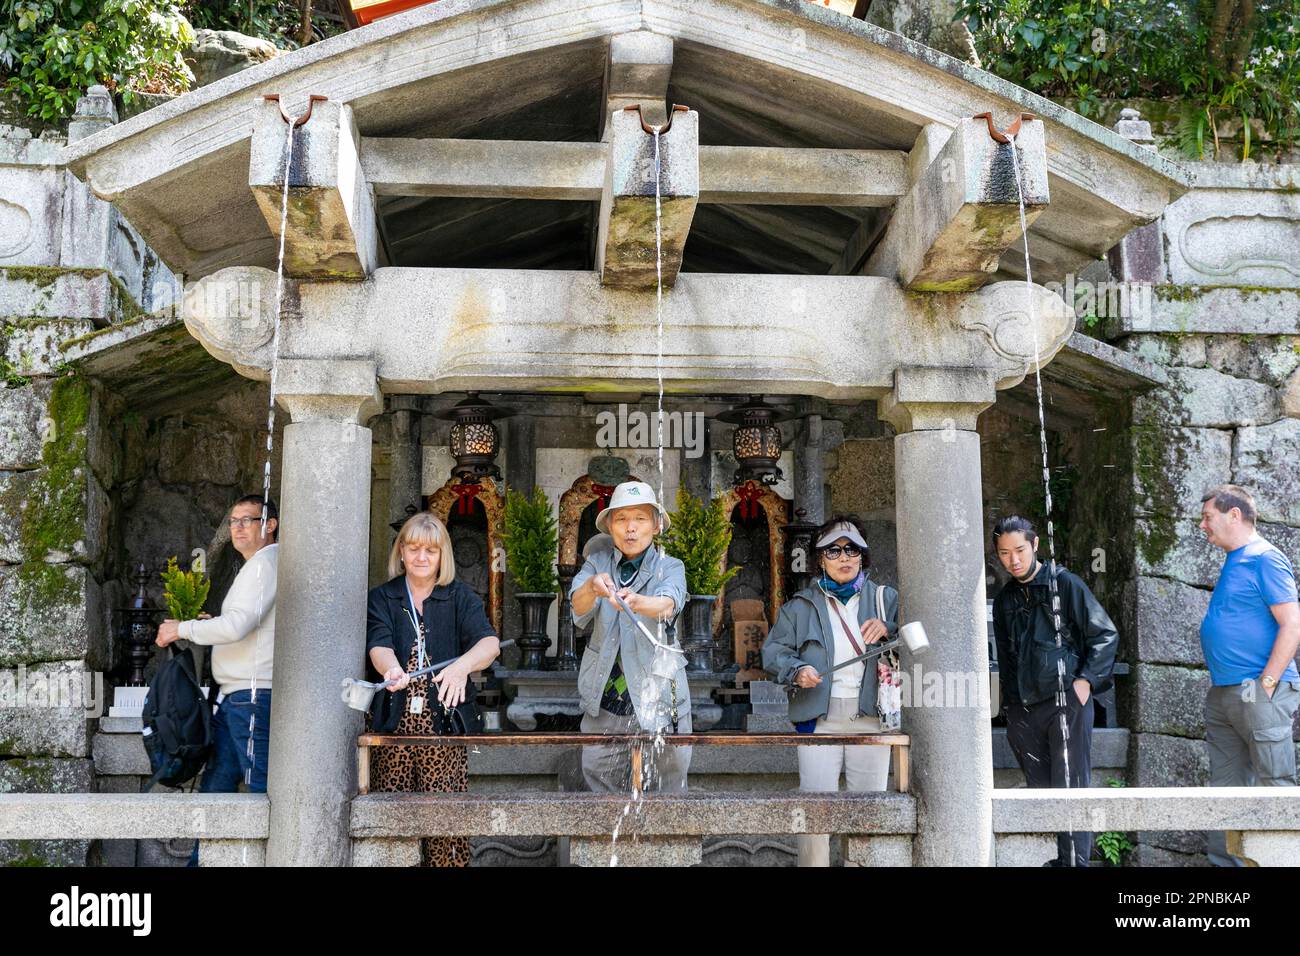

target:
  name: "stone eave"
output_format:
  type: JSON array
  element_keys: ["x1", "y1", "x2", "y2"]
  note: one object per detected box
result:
[{"x1": 59, "y1": 0, "x2": 1193, "y2": 279}]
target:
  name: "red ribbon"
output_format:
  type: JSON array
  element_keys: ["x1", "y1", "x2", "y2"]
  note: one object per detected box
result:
[
  {"x1": 736, "y1": 482, "x2": 764, "y2": 520},
  {"x1": 454, "y1": 483, "x2": 482, "y2": 515},
  {"x1": 591, "y1": 482, "x2": 616, "y2": 510}
]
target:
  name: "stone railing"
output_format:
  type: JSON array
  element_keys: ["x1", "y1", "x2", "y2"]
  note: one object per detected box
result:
[
  {"x1": 351, "y1": 790, "x2": 918, "y2": 866},
  {"x1": 0, "y1": 793, "x2": 269, "y2": 866},
  {"x1": 3, "y1": 787, "x2": 1297, "y2": 866},
  {"x1": 992, "y1": 787, "x2": 1300, "y2": 866}
]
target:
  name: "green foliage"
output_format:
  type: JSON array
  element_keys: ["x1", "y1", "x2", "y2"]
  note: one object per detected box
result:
[
  {"x1": 502, "y1": 488, "x2": 559, "y2": 594},
  {"x1": 1, "y1": 0, "x2": 195, "y2": 121},
  {"x1": 160, "y1": 555, "x2": 209, "y2": 621},
  {"x1": 1095, "y1": 777, "x2": 1135, "y2": 865},
  {"x1": 958, "y1": 0, "x2": 1300, "y2": 160},
  {"x1": 182, "y1": 1, "x2": 342, "y2": 50},
  {"x1": 659, "y1": 490, "x2": 741, "y2": 597}
]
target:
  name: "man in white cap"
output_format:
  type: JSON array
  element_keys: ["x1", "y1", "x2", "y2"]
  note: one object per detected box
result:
[{"x1": 570, "y1": 480, "x2": 691, "y2": 792}]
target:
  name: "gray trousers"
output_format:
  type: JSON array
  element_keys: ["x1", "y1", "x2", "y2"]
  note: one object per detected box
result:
[
  {"x1": 796, "y1": 698, "x2": 890, "y2": 867},
  {"x1": 580, "y1": 709, "x2": 693, "y2": 793},
  {"x1": 1205, "y1": 681, "x2": 1299, "y2": 866}
]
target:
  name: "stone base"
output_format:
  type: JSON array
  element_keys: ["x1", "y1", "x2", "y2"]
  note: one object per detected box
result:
[
  {"x1": 198, "y1": 838, "x2": 265, "y2": 867},
  {"x1": 570, "y1": 834, "x2": 702, "y2": 867},
  {"x1": 352, "y1": 837, "x2": 421, "y2": 867},
  {"x1": 499, "y1": 669, "x2": 725, "y2": 730},
  {"x1": 845, "y1": 833, "x2": 912, "y2": 866},
  {"x1": 995, "y1": 833, "x2": 1057, "y2": 867}
]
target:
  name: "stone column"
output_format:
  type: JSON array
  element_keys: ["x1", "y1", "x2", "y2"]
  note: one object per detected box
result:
[
  {"x1": 387, "y1": 396, "x2": 422, "y2": 528},
  {"x1": 266, "y1": 358, "x2": 381, "y2": 867},
  {"x1": 794, "y1": 412, "x2": 826, "y2": 526},
  {"x1": 879, "y1": 367, "x2": 996, "y2": 866}
]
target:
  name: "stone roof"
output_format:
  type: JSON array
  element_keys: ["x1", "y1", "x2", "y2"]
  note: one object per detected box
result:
[{"x1": 61, "y1": 0, "x2": 1192, "y2": 280}]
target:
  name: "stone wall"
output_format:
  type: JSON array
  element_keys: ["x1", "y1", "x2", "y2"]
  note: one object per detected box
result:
[{"x1": 1105, "y1": 159, "x2": 1300, "y2": 865}]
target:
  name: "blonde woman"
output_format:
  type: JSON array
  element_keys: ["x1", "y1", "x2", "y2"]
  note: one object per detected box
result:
[{"x1": 366, "y1": 512, "x2": 499, "y2": 867}]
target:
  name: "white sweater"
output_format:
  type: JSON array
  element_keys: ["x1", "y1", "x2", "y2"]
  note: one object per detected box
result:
[{"x1": 179, "y1": 544, "x2": 277, "y2": 695}]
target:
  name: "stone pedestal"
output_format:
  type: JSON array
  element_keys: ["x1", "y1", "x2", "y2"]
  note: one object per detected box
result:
[
  {"x1": 880, "y1": 368, "x2": 995, "y2": 866},
  {"x1": 266, "y1": 359, "x2": 380, "y2": 867},
  {"x1": 499, "y1": 670, "x2": 725, "y2": 731}
]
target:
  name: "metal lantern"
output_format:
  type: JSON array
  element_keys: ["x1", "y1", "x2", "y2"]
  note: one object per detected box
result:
[
  {"x1": 118, "y1": 563, "x2": 158, "y2": 687},
  {"x1": 433, "y1": 392, "x2": 514, "y2": 482},
  {"x1": 718, "y1": 395, "x2": 790, "y2": 486}
]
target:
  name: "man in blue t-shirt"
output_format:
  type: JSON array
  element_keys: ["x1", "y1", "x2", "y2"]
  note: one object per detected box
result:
[{"x1": 1198, "y1": 484, "x2": 1300, "y2": 866}]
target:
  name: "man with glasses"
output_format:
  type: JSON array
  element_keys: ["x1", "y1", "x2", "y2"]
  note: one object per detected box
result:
[{"x1": 157, "y1": 495, "x2": 279, "y2": 810}]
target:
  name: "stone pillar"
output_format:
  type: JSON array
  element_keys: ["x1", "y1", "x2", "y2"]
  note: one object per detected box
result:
[
  {"x1": 387, "y1": 396, "x2": 422, "y2": 528},
  {"x1": 879, "y1": 367, "x2": 996, "y2": 866},
  {"x1": 266, "y1": 358, "x2": 381, "y2": 867},
  {"x1": 794, "y1": 412, "x2": 826, "y2": 526},
  {"x1": 1106, "y1": 109, "x2": 1164, "y2": 286},
  {"x1": 680, "y1": 415, "x2": 711, "y2": 502}
]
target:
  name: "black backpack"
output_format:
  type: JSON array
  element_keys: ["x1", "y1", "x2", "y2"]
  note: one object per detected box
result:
[{"x1": 140, "y1": 646, "x2": 214, "y2": 791}]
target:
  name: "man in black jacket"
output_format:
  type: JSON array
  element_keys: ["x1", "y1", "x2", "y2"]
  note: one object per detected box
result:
[{"x1": 992, "y1": 515, "x2": 1119, "y2": 866}]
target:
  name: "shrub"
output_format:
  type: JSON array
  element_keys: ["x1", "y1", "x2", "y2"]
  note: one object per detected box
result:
[
  {"x1": 1, "y1": 0, "x2": 195, "y2": 121},
  {"x1": 502, "y1": 488, "x2": 559, "y2": 594},
  {"x1": 659, "y1": 490, "x2": 741, "y2": 596},
  {"x1": 958, "y1": 0, "x2": 1300, "y2": 160},
  {"x1": 160, "y1": 555, "x2": 209, "y2": 621}
]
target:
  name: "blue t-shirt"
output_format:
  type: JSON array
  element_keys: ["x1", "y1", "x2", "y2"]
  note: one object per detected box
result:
[{"x1": 1200, "y1": 536, "x2": 1299, "y2": 686}]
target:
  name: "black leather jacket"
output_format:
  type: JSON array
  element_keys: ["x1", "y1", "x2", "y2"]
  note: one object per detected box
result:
[{"x1": 992, "y1": 562, "x2": 1118, "y2": 708}]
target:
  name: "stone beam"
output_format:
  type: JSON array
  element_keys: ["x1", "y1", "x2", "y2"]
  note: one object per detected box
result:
[
  {"x1": 361, "y1": 138, "x2": 606, "y2": 200},
  {"x1": 604, "y1": 31, "x2": 675, "y2": 133},
  {"x1": 352, "y1": 790, "x2": 917, "y2": 837},
  {"x1": 596, "y1": 106, "x2": 699, "y2": 289},
  {"x1": 249, "y1": 98, "x2": 378, "y2": 280},
  {"x1": 183, "y1": 267, "x2": 1073, "y2": 395},
  {"x1": 359, "y1": 137, "x2": 908, "y2": 207},
  {"x1": 865, "y1": 117, "x2": 1049, "y2": 292}
]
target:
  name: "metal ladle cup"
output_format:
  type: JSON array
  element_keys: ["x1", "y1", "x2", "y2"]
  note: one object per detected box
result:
[{"x1": 340, "y1": 639, "x2": 516, "y2": 712}]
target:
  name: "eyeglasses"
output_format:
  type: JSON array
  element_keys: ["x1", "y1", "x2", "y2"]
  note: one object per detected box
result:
[
  {"x1": 228, "y1": 516, "x2": 266, "y2": 529},
  {"x1": 821, "y1": 544, "x2": 862, "y2": 559}
]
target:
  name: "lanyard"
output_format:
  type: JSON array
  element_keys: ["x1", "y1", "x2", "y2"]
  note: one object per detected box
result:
[
  {"x1": 404, "y1": 579, "x2": 429, "y2": 671},
  {"x1": 823, "y1": 589, "x2": 866, "y2": 658}
]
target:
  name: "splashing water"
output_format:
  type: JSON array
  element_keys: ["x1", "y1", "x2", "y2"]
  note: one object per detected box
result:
[{"x1": 1007, "y1": 130, "x2": 1076, "y2": 866}]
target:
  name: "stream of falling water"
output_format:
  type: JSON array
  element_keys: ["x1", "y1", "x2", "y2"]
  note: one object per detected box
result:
[
  {"x1": 239, "y1": 115, "x2": 295, "y2": 787},
  {"x1": 1007, "y1": 130, "x2": 1077, "y2": 866},
  {"x1": 609, "y1": 124, "x2": 674, "y2": 865}
]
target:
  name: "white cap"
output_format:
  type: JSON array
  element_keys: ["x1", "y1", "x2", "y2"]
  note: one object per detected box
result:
[
  {"x1": 814, "y1": 520, "x2": 868, "y2": 551},
  {"x1": 594, "y1": 481, "x2": 671, "y2": 534}
]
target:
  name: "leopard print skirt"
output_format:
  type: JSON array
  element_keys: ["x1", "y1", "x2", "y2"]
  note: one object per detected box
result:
[{"x1": 370, "y1": 643, "x2": 471, "y2": 868}]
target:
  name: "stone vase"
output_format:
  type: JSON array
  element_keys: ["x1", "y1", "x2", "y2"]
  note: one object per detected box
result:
[
  {"x1": 682, "y1": 594, "x2": 718, "y2": 672},
  {"x1": 516, "y1": 592, "x2": 557, "y2": 671}
]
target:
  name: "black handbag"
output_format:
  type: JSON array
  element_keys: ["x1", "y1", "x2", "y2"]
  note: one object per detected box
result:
[{"x1": 368, "y1": 686, "x2": 483, "y2": 736}]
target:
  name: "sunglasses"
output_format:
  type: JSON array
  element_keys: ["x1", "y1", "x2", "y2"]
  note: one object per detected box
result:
[{"x1": 821, "y1": 544, "x2": 862, "y2": 560}]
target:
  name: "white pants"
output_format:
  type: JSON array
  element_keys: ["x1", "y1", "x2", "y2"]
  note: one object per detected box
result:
[{"x1": 796, "y1": 697, "x2": 891, "y2": 867}]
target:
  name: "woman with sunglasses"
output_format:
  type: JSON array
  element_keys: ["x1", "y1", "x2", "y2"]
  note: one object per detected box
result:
[{"x1": 763, "y1": 514, "x2": 900, "y2": 866}]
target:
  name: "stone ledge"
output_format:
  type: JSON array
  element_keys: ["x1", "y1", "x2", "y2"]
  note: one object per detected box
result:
[
  {"x1": 351, "y1": 790, "x2": 918, "y2": 838},
  {"x1": 0, "y1": 793, "x2": 269, "y2": 839},
  {"x1": 992, "y1": 787, "x2": 1300, "y2": 833}
]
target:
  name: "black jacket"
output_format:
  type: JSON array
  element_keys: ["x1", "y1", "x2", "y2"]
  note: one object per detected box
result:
[
  {"x1": 992, "y1": 561, "x2": 1118, "y2": 708},
  {"x1": 365, "y1": 576, "x2": 497, "y2": 725}
]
